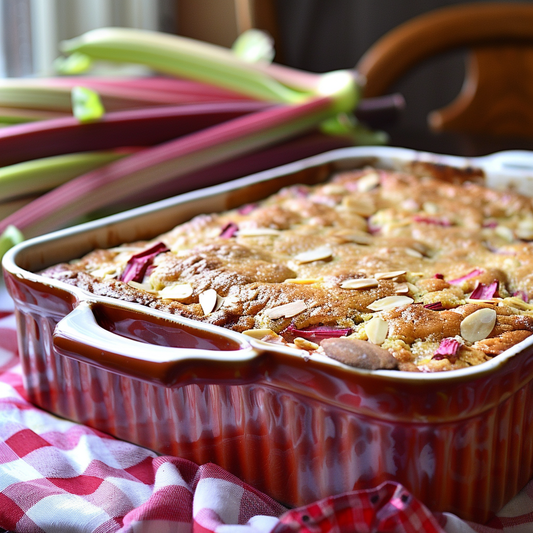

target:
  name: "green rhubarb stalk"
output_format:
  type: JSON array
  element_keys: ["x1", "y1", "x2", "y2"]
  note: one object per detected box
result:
[
  {"x1": 0, "y1": 91, "x2": 354, "y2": 239},
  {"x1": 230, "y1": 29, "x2": 381, "y2": 142},
  {"x1": 231, "y1": 29, "x2": 324, "y2": 92},
  {"x1": 59, "y1": 27, "x2": 360, "y2": 106},
  {"x1": 58, "y1": 27, "x2": 368, "y2": 140},
  {"x1": 0, "y1": 84, "x2": 74, "y2": 112},
  {"x1": 0, "y1": 81, "x2": 106, "y2": 119},
  {"x1": 0, "y1": 76, "x2": 254, "y2": 106},
  {"x1": 0, "y1": 77, "x2": 254, "y2": 121},
  {"x1": 0, "y1": 150, "x2": 129, "y2": 202},
  {"x1": 0, "y1": 106, "x2": 68, "y2": 124}
]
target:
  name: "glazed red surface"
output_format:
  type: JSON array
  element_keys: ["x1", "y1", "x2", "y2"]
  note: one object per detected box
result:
[
  {"x1": 5, "y1": 269, "x2": 533, "y2": 523},
  {"x1": 92, "y1": 303, "x2": 241, "y2": 351}
]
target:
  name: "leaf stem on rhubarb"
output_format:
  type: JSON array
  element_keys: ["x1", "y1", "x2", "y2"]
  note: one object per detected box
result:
[
  {"x1": 0, "y1": 225, "x2": 24, "y2": 260},
  {"x1": 71, "y1": 86, "x2": 105, "y2": 122}
]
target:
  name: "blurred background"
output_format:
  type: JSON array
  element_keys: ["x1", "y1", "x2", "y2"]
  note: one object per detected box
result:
[{"x1": 1, "y1": 0, "x2": 531, "y2": 131}]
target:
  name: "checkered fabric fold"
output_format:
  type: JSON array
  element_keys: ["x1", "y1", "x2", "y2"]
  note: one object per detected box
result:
[{"x1": 0, "y1": 291, "x2": 532, "y2": 532}]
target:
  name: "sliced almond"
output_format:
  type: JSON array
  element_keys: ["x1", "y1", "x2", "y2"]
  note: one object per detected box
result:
[
  {"x1": 346, "y1": 233, "x2": 373, "y2": 245},
  {"x1": 341, "y1": 196, "x2": 376, "y2": 217},
  {"x1": 265, "y1": 300, "x2": 307, "y2": 319},
  {"x1": 394, "y1": 282, "x2": 410, "y2": 295},
  {"x1": 321, "y1": 184, "x2": 346, "y2": 195},
  {"x1": 367, "y1": 295, "x2": 414, "y2": 311},
  {"x1": 495, "y1": 225, "x2": 514, "y2": 242},
  {"x1": 91, "y1": 265, "x2": 119, "y2": 280},
  {"x1": 159, "y1": 283, "x2": 193, "y2": 300},
  {"x1": 516, "y1": 217, "x2": 533, "y2": 240},
  {"x1": 516, "y1": 228, "x2": 533, "y2": 240},
  {"x1": 422, "y1": 201, "x2": 439, "y2": 215},
  {"x1": 404, "y1": 248, "x2": 424, "y2": 258},
  {"x1": 108, "y1": 246, "x2": 147, "y2": 253},
  {"x1": 374, "y1": 270, "x2": 407, "y2": 280},
  {"x1": 213, "y1": 293, "x2": 225, "y2": 312},
  {"x1": 221, "y1": 294, "x2": 240, "y2": 308},
  {"x1": 460, "y1": 308, "x2": 497, "y2": 342},
  {"x1": 114, "y1": 251, "x2": 141, "y2": 265},
  {"x1": 407, "y1": 282, "x2": 419, "y2": 294},
  {"x1": 127, "y1": 280, "x2": 157, "y2": 293},
  {"x1": 294, "y1": 246, "x2": 332, "y2": 264},
  {"x1": 465, "y1": 298, "x2": 498, "y2": 304},
  {"x1": 199, "y1": 288, "x2": 219, "y2": 315},
  {"x1": 294, "y1": 337, "x2": 319, "y2": 350},
  {"x1": 237, "y1": 228, "x2": 281, "y2": 237},
  {"x1": 384, "y1": 220, "x2": 412, "y2": 230},
  {"x1": 501, "y1": 297, "x2": 533, "y2": 311},
  {"x1": 340, "y1": 278, "x2": 379, "y2": 290},
  {"x1": 242, "y1": 328, "x2": 280, "y2": 339},
  {"x1": 284, "y1": 278, "x2": 322, "y2": 284},
  {"x1": 333, "y1": 232, "x2": 372, "y2": 245},
  {"x1": 365, "y1": 316, "x2": 389, "y2": 345},
  {"x1": 357, "y1": 171, "x2": 380, "y2": 192}
]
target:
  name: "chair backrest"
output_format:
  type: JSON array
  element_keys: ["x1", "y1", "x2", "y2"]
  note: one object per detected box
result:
[{"x1": 355, "y1": 2, "x2": 533, "y2": 138}]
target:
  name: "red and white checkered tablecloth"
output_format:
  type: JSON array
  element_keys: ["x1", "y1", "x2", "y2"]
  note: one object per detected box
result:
[{"x1": 1, "y1": 285, "x2": 532, "y2": 533}]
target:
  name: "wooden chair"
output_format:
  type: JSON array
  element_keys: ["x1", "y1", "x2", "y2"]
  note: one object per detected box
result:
[{"x1": 355, "y1": 2, "x2": 533, "y2": 138}]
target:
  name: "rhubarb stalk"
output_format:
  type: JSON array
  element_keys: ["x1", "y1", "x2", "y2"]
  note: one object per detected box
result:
[
  {"x1": 59, "y1": 27, "x2": 317, "y2": 104},
  {"x1": 0, "y1": 77, "x2": 254, "y2": 119},
  {"x1": 0, "y1": 28, "x2": 368, "y2": 248},
  {"x1": 119, "y1": 242, "x2": 169, "y2": 283},
  {"x1": 0, "y1": 93, "x2": 354, "y2": 238},
  {"x1": 0, "y1": 101, "x2": 271, "y2": 166},
  {"x1": 0, "y1": 150, "x2": 131, "y2": 202}
]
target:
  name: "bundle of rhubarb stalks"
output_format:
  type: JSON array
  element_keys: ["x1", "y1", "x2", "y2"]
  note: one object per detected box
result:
[{"x1": 0, "y1": 27, "x2": 400, "y2": 257}]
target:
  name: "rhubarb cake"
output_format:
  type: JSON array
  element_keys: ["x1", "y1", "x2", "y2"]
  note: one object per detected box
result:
[{"x1": 41, "y1": 167, "x2": 533, "y2": 372}]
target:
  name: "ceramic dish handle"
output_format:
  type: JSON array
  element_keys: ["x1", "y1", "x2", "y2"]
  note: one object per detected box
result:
[
  {"x1": 477, "y1": 150, "x2": 533, "y2": 196},
  {"x1": 52, "y1": 301, "x2": 266, "y2": 387}
]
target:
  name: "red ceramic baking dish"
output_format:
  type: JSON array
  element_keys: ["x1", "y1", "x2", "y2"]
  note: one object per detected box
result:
[{"x1": 4, "y1": 146, "x2": 533, "y2": 523}]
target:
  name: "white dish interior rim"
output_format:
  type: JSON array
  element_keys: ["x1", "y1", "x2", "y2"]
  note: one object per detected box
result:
[{"x1": 4, "y1": 145, "x2": 533, "y2": 383}]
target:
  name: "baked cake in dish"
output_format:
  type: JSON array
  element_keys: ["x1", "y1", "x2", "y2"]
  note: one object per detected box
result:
[{"x1": 41, "y1": 167, "x2": 533, "y2": 372}]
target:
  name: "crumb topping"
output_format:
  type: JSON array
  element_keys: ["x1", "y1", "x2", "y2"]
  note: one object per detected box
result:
[{"x1": 41, "y1": 167, "x2": 533, "y2": 372}]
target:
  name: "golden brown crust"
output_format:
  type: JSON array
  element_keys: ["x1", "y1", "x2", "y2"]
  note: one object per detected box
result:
[
  {"x1": 473, "y1": 330, "x2": 533, "y2": 355},
  {"x1": 41, "y1": 167, "x2": 533, "y2": 372},
  {"x1": 381, "y1": 305, "x2": 463, "y2": 344}
]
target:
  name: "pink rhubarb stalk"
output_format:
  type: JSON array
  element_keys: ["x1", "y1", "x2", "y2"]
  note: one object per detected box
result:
[
  {"x1": 448, "y1": 269, "x2": 484, "y2": 286},
  {"x1": 1, "y1": 95, "x2": 343, "y2": 238},
  {"x1": 469, "y1": 280, "x2": 499, "y2": 300},
  {"x1": 219, "y1": 222, "x2": 239, "y2": 238},
  {"x1": 119, "y1": 242, "x2": 169, "y2": 283},
  {"x1": 6, "y1": 76, "x2": 254, "y2": 111},
  {"x1": 286, "y1": 324, "x2": 352, "y2": 341},
  {"x1": 0, "y1": 101, "x2": 271, "y2": 166},
  {"x1": 412, "y1": 215, "x2": 452, "y2": 226},
  {"x1": 513, "y1": 290, "x2": 529, "y2": 303},
  {"x1": 432, "y1": 338, "x2": 461, "y2": 360},
  {"x1": 424, "y1": 302, "x2": 445, "y2": 311}
]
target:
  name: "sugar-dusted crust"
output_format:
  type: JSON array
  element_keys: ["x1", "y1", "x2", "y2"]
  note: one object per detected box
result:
[{"x1": 41, "y1": 167, "x2": 533, "y2": 372}]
